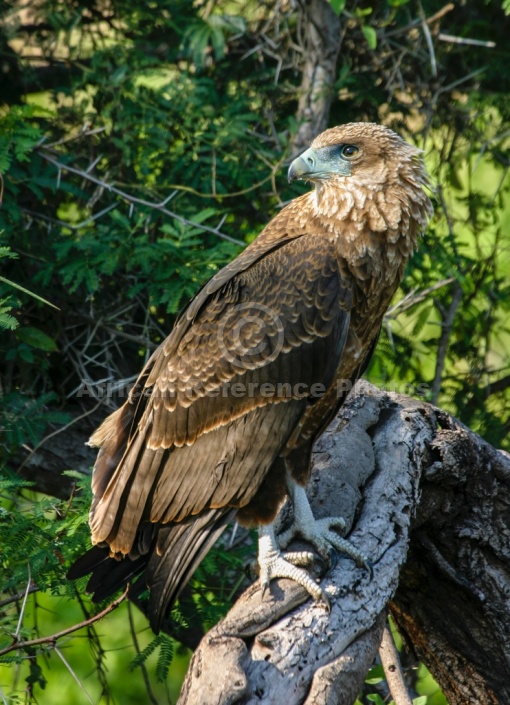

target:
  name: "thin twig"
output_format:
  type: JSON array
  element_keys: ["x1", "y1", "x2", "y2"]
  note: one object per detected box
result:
[
  {"x1": 420, "y1": 17, "x2": 437, "y2": 78},
  {"x1": 431, "y1": 282, "x2": 463, "y2": 403},
  {"x1": 14, "y1": 567, "x2": 32, "y2": 640},
  {"x1": 21, "y1": 202, "x2": 117, "y2": 231},
  {"x1": 43, "y1": 126, "x2": 107, "y2": 149},
  {"x1": 0, "y1": 588, "x2": 128, "y2": 658},
  {"x1": 379, "y1": 619, "x2": 413, "y2": 705},
  {"x1": 0, "y1": 584, "x2": 39, "y2": 609},
  {"x1": 39, "y1": 153, "x2": 245, "y2": 246},
  {"x1": 384, "y1": 3, "x2": 454, "y2": 38},
  {"x1": 54, "y1": 646, "x2": 94, "y2": 705},
  {"x1": 127, "y1": 602, "x2": 160, "y2": 705},
  {"x1": 95, "y1": 323, "x2": 158, "y2": 349},
  {"x1": 385, "y1": 277, "x2": 455, "y2": 318},
  {"x1": 437, "y1": 67, "x2": 486, "y2": 95},
  {"x1": 438, "y1": 33, "x2": 496, "y2": 48}
]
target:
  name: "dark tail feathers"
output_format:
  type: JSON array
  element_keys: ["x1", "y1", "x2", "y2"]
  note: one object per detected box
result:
[{"x1": 67, "y1": 507, "x2": 235, "y2": 633}]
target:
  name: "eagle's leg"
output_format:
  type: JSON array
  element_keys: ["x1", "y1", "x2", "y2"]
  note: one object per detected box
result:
[
  {"x1": 257, "y1": 523, "x2": 329, "y2": 605},
  {"x1": 278, "y1": 479, "x2": 371, "y2": 573}
]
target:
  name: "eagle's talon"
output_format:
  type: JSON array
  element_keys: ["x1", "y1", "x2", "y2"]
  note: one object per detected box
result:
[
  {"x1": 280, "y1": 482, "x2": 372, "y2": 578},
  {"x1": 260, "y1": 580, "x2": 270, "y2": 600},
  {"x1": 327, "y1": 546, "x2": 338, "y2": 571},
  {"x1": 258, "y1": 525, "x2": 326, "y2": 603}
]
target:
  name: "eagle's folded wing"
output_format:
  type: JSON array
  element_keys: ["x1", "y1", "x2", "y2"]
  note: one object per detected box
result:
[{"x1": 88, "y1": 233, "x2": 353, "y2": 555}]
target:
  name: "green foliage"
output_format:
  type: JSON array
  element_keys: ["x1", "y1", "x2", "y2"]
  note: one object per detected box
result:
[
  {"x1": 0, "y1": 301, "x2": 17, "y2": 331},
  {"x1": 130, "y1": 633, "x2": 174, "y2": 682},
  {"x1": 0, "y1": 106, "x2": 45, "y2": 173},
  {"x1": 0, "y1": 246, "x2": 19, "y2": 331},
  {"x1": 330, "y1": 0, "x2": 347, "y2": 15},
  {"x1": 0, "y1": 475, "x2": 91, "y2": 599},
  {"x1": 0, "y1": 392, "x2": 70, "y2": 454},
  {"x1": 362, "y1": 25, "x2": 378, "y2": 49}
]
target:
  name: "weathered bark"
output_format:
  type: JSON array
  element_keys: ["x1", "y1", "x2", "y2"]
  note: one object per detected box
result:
[
  {"x1": 178, "y1": 381, "x2": 510, "y2": 705},
  {"x1": 391, "y1": 409, "x2": 510, "y2": 705},
  {"x1": 291, "y1": 0, "x2": 342, "y2": 156}
]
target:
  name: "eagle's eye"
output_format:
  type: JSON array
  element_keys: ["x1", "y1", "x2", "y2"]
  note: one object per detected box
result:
[{"x1": 340, "y1": 144, "x2": 360, "y2": 159}]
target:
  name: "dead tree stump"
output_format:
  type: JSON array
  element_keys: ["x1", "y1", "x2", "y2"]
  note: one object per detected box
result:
[{"x1": 177, "y1": 381, "x2": 510, "y2": 705}]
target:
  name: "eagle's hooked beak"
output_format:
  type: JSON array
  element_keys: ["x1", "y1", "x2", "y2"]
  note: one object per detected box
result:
[
  {"x1": 288, "y1": 147, "x2": 319, "y2": 183},
  {"x1": 288, "y1": 146, "x2": 352, "y2": 183}
]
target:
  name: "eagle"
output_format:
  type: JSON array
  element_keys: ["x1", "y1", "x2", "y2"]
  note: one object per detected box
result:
[{"x1": 69, "y1": 122, "x2": 432, "y2": 632}]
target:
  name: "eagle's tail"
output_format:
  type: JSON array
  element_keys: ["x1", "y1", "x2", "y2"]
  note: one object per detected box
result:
[{"x1": 67, "y1": 507, "x2": 235, "y2": 634}]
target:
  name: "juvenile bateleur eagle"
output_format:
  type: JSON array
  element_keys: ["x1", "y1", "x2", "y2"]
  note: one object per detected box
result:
[{"x1": 69, "y1": 122, "x2": 432, "y2": 632}]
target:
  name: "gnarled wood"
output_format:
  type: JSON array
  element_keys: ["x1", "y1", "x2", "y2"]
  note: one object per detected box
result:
[
  {"x1": 177, "y1": 381, "x2": 510, "y2": 705},
  {"x1": 291, "y1": 0, "x2": 342, "y2": 156}
]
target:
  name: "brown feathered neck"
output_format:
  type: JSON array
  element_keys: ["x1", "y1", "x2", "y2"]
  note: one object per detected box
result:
[
  {"x1": 308, "y1": 123, "x2": 431, "y2": 246},
  {"x1": 258, "y1": 123, "x2": 432, "y2": 294}
]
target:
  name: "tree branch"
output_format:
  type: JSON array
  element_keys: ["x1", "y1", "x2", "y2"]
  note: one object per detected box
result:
[
  {"x1": 177, "y1": 381, "x2": 510, "y2": 704},
  {"x1": 431, "y1": 281, "x2": 463, "y2": 403},
  {"x1": 0, "y1": 589, "x2": 127, "y2": 658},
  {"x1": 379, "y1": 620, "x2": 413, "y2": 705},
  {"x1": 291, "y1": 0, "x2": 342, "y2": 155},
  {"x1": 483, "y1": 372, "x2": 510, "y2": 398},
  {"x1": 38, "y1": 152, "x2": 246, "y2": 247}
]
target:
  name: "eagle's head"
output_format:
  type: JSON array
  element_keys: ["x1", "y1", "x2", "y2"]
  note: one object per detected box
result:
[
  {"x1": 288, "y1": 122, "x2": 424, "y2": 189},
  {"x1": 288, "y1": 122, "x2": 432, "y2": 236}
]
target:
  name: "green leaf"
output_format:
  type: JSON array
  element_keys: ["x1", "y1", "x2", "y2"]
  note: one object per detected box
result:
[
  {"x1": 189, "y1": 207, "x2": 218, "y2": 225},
  {"x1": 330, "y1": 0, "x2": 347, "y2": 15},
  {"x1": 130, "y1": 634, "x2": 162, "y2": 671},
  {"x1": 365, "y1": 663, "x2": 385, "y2": 684},
  {"x1": 366, "y1": 695, "x2": 385, "y2": 704},
  {"x1": 155, "y1": 634, "x2": 174, "y2": 682},
  {"x1": 362, "y1": 25, "x2": 377, "y2": 49},
  {"x1": 18, "y1": 344, "x2": 35, "y2": 363},
  {"x1": 16, "y1": 327, "x2": 58, "y2": 352},
  {"x1": 0, "y1": 300, "x2": 19, "y2": 330},
  {"x1": 0, "y1": 246, "x2": 18, "y2": 261},
  {"x1": 413, "y1": 697, "x2": 428, "y2": 705}
]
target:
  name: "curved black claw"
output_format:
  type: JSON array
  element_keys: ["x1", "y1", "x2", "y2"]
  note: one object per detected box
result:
[
  {"x1": 327, "y1": 546, "x2": 338, "y2": 571},
  {"x1": 312, "y1": 550, "x2": 330, "y2": 576},
  {"x1": 260, "y1": 580, "x2": 270, "y2": 600},
  {"x1": 362, "y1": 557, "x2": 374, "y2": 580}
]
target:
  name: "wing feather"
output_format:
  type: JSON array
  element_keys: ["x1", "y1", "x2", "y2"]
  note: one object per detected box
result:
[{"x1": 88, "y1": 232, "x2": 353, "y2": 555}]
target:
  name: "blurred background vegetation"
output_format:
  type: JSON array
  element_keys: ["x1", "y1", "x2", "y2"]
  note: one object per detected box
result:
[{"x1": 0, "y1": 0, "x2": 508, "y2": 702}]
